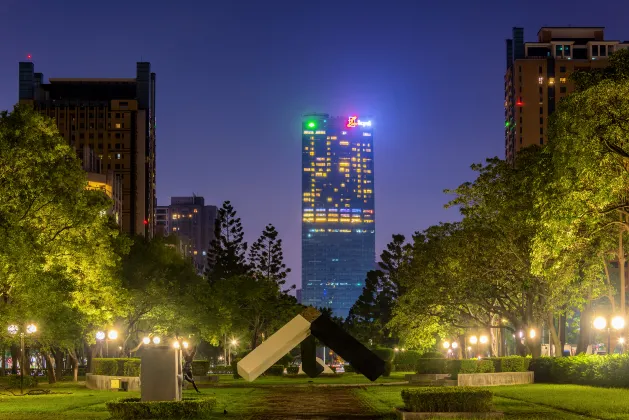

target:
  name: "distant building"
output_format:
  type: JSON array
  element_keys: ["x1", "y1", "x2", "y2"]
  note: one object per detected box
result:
[
  {"x1": 300, "y1": 114, "x2": 376, "y2": 318},
  {"x1": 81, "y1": 146, "x2": 122, "y2": 226},
  {"x1": 156, "y1": 196, "x2": 218, "y2": 274},
  {"x1": 18, "y1": 61, "x2": 156, "y2": 236},
  {"x1": 296, "y1": 289, "x2": 302, "y2": 304},
  {"x1": 504, "y1": 27, "x2": 629, "y2": 161}
]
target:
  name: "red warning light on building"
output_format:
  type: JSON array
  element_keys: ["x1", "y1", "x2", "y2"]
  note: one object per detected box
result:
[{"x1": 26, "y1": 54, "x2": 32, "y2": 60}]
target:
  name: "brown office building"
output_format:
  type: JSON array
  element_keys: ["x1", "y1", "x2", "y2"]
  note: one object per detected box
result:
[
  {"x1": 504, "y1": 27, "x2": 629, "y2": 162},
  {"x1": 18, "y1": 62, "x2": 156, "y2": 237}
]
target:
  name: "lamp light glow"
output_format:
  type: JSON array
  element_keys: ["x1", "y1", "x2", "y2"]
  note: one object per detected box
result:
[
  {"x1": 8, "y1": 325, "x2": 18, "y2": 335},
  {"x1": 529, "y1": 329, "x2": 536, "y2": 339},
  {"x1": 594, "y1": 316, "x2": 607, "y2": 330},
  {"x1": 107, "y1": 330, "x2": 118, "y2": 340},
  {"x1": 142, "y1": 337, "x2": 150, "y2": 345},
  {"x1": 442, "y1": 341, "x2": 450, "y2": 349},
  {"x1": 612, "y1": 316, "x2": 625, "y2": 330},
  {"x1": 173, "y1": 341, "x2": 180, "y2": 349},
  {"x1": 96, "y1": 331, "x2": 106, "y2": 340},
  {"x1": 152, "y1": 336, "x2": 161, "y2": 345},
  {"x1": 479, "y1": 335, "x2": 488, "y2": 344},
  {"x1": 26, "y1": 324, "x2": 37, "y2": 334},
  {"x1": 469, "y1": 335, "x2": 478, "y2": 345},
  {"x1": 183, "y1": 341, "x2": 189, "y2": 349},
  {"x1": 451, "y1": 342, "x2": 458, "y2": 349}
]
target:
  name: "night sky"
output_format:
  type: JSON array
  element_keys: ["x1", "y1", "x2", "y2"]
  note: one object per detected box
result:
[{"x1": 2, "y1": 0, "x2": 628, "y2": 290}]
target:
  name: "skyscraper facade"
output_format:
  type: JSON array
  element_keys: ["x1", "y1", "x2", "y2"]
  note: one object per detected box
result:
[
  {"x1": 301, "y1": 114, "x2": 375, "y2": 318},
  {"x1": 155, "y1": 196, "x2": 218, "y2": 274},
  {"x1": 504, "y1": 27, "x2": 629, "y2": 161},
  {"x1": 18, "y1": 61, "x2": 156, "y2": 236}
]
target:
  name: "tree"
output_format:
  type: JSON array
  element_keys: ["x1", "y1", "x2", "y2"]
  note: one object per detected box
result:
[
  {"x1": 249, "y1": 224, "x2": 292, "y2": 291},
  {"x1": 346, "y1": 234, "x2": 411, "y2": 347},
  {"x1": 0, "y1": 105, "x2": 124, "y2": 382},
  {"x1": 205, "y1": 201, "x2": 249, "y2": 283}
]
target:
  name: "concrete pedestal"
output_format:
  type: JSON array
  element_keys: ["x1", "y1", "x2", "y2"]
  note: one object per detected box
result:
[{"x1": 140, "y1": 346, "x2": 182, "y2": 401}]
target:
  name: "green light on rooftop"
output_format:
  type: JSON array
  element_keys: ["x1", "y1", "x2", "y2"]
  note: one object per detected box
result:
[{"x1": 307, "y1": 121, "x2": 316, "y2": 128}]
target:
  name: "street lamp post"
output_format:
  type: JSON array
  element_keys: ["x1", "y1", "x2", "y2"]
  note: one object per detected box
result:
[
  {"x1": 8, "y1": 323, "x2": 37, "y2": 395},
  {"x1": 594, "y1": 315, "x2": 625, "y2": 354}
]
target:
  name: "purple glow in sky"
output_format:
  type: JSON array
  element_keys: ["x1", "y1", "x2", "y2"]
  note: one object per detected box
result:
[{"x1": 2, "y1": 0, "x2": 628, "y2": 289}]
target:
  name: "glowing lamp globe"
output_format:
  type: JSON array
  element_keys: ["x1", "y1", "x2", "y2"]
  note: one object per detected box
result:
[
  {"x1": 469, "y1": 336, "x2": 478, "y2": 345},
  {"x1": 451, "y1": 342, "x2": 458, "y2": 349},
  {"x1": 612, "y1": 316, "x2": 625, "y2": 330},
  {"x1": 8, "y1": 325, "x2": 18, "y2": 335},
  {"x1": 593, "y1": 316, "x2": 607, "y2": 330},
  {"x1": 26, "y1": 324, "x2": 37, "y2": 334},
  {"x1": 142, "y1": 337, "x2": 151, "y2": 345},
  {"x1": 152, "y1": 336, "x2": 161, "y2": 345},
  {"x1": 107, "y1": 330, "x2": 118, "y2": 340},
  {"x1": 479, "y1": 335, "x2": 488, "y2": 344},
  {"x1": 442, "y1": 341, "x2": 450, "y2": 349},
  {"x1": 96, "y1": 331, "x2": 106, "y2": 340}
]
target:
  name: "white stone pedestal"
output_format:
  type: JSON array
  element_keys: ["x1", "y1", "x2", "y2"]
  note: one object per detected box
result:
[{"x1": 140, "y1": 346, "x2": 182, "y2": 401}]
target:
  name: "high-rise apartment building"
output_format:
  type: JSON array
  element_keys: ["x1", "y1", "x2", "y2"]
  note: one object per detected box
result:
[
  {"x1": 301, "y1": 114, "x2": 375, "y2": 318},
  {"x1": 504, "y1": 27, "x2": 629, "y2": 161},
  {"x1": 18, "y1": 61, "x2": 156, "y2": 236},
  {"x1": 156, "y1": 196, "x2": 218, "y2": 274}
]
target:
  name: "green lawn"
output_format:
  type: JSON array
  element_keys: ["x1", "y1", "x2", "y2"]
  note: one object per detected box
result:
[
  {"x1": 3, "y1": 381, "x2": 629, "y2": 419},
  {"x1": 202, "y1": 371, "x2": 410, "y2": 386}
]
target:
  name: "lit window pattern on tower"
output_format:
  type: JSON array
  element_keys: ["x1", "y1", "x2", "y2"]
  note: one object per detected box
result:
[{"x1": 300, "y1": 115, "x2": 376, "y2": 318}]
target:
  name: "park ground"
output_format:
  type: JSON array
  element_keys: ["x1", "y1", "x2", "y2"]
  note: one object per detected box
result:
[{"x1": 2, "y1": 372, "x2": 629, "y2": 419}]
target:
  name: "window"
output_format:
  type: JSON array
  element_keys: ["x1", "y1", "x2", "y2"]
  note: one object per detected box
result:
[
  {"x1": 89, "y1": 133, "x2": 94, "y2": 139},
  {"x1": 548, "y1": 77, "x2": 555, "y2": 85},
  {"x1": 540, "y1": 138, "x2": 544, "y2": 145},
  {"x1": 116, "y1": 153, "x2": 122, "y2": 160},
  {"x1": 115, "y1": 164, "x2": 120, "y2": 170},
  {"x1": 540, "y1": 127, "x2": 543, "y2": 135},
  {"x1": 592, "y1": 45, "x2": 599, "y2": 57},
  {"x1": 560, "y1": 66, "x2": 566, "y2": 73},
  {"x1": 115, "y1": 123, "x2": 121, "y2": 129},
  {"x1": 538, "y1": 77, "x2": 544, "y2": 84},
  {"x1": 539, "y1": 66, "x2": 543, "y2": 73},
  {"x1": 601, "y1": 45, "x2": 607, "y2": 56},
  {"x1": 98, "y1": 133, "x2": 103, "y2": 139},
  {"x1": 555, "y1": 45, "x2": 563, "y2": 56},
  {"x1": 115, "y1": 133, "x2": 121, "y2": 139},
  {"x1": 540, "y1": 107, "x2": 543, "y2": 115},
  {"x1": 560, "y1": 86, "x2": 567, "y2": 94},
  {"x1": 79, "y1": 133, "x2": 85, "y2": 139},
  {"x1": 115, "y1": 113, "x2": 121, "y2": 118},
  {"x1": 115, "y1": 143, "x2": 121, "y2": 149},
  {"x1": 560, "y1": 77, "x2": 566, "y2": 83}
]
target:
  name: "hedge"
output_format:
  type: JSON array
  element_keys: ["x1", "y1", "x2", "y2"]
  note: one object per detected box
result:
[
  {"x1": 208, "y1": 365, "x2": 233, "y2": 374},
  {"x1": 191, "y1": 360, "x2": 209, "y2": 377},
  {"x1": 265, "y1": 365, "x2": 284, "y2": 376},
  {"x1": 92, "y1": 358, "x2": 141, "y2": 377},
  {"x1": 383, "y1": 361, "x2": 392, "y2": 377},
  {"x1": 373, "y1": 347, "x2": 395, "y2": 362},
  {"x1": 106, "y1": 398, "x2": 217, "y2": 419},
  {"x1": 286, "y1": 366, "x2": 299, "y2": 375},
  {"x1": 8, "y1": 375, "x2": 38, "y2": 388},
  {"x1": 529, "y1": 354, "x2": 629, "y2": 387},
  {"x1": 448, "y1": 359, "x2": 495, "y2": 378},
  {"x1": 344, "y1": 364, "x2": 355, "y2": 373},
  {"x1": 416, "y1": 358, "x2": 448, "y2": 374},
  {"x1": 401, "y1": 387, "x2": 493, "y2": 413}
]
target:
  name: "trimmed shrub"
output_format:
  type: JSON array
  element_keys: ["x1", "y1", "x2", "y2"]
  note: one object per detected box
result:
[
  {"x1": 448, "y1": 359, "x2": 495, "y2": 378},
  {"x1": 123, "y1": 360, "x2": 141, "y2": 377},
  {"x1": 499, "y1": 356, "x2": 530, "y2": 372},
  {"x1": 92, "y1": 358, "x2": 140, "y2": 377},
  {"x1": 344, "y1": 364, "x2": 355, "y2": 373},
  {"x1": 529, "y1": 354, "x2": 629, "y2": 387},
  {"x1": 106, "y1": 397, "x2": 217, "y2": 419},
  {"x1": 230, "y1": 359, "x2": 241, "y2": 379},
  {"x1": 265, "y1": 365, "x2": 285, "y2": 376},
  {"x1": 8, "y1": 375, "x2": 38, "y2": 388},
  {"x1": 401, "y1": 387, "x2": 493, "y2": 413},
  {"x1": 394, "y1": 363, "x2": 416, "y2": 372},
  {"x1": 208, "y1": 365, "x2": 233, "y2": 374},
  {"x1": 416, "y1": 358, "x2": 447, "y2": 374},
  {"x1": 191, "y1": 360, "x2": 210, "y2": 377},
  {"x1": 419, "y1": 351, "x2": 444, "y2": 359},
  {"x1": 286, "y1": 366, "x2": 299, "y2": 375},
  {"x1": 383, "y1": 361, "x2": 393, "y2": 377},
  {"x1": 373, "y1": 347, "x2": 395, "y2": 362},
  {"x1": 277, "y1": 353, "x2": 294, "y2": 367}
]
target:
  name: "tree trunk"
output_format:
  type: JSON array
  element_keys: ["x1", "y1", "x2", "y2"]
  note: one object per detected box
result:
[
  {"x1": 10, "y1": 345, "x2": 18, "y2": 374},
  {"x1": 620, "y1": 225, "x2": 626, "y2": 316},
  {"x1": 23, "y1": 347, "x2": 31, "y2": 376},
  {"x1": 577, "y1": 303, "x2": 593, "y2": 354},
  {"x1": 54, "y1": 348, "x2": 64, "y2": 381},
  {"x1": 43, "y1": 351, "x2": 56, "y2": 384},
  {"x1": 0, "y1": 345, "x2": 4, "y2": 376},
  {"x1": 86, "y1": 343, "x2": 95, "y2": 373},
  {"x1": 548, "y1": 313, "x2": 562, "y2": 357},
  {"x1": 68, "y1": 349, "x2": 79, "y2": 382}
]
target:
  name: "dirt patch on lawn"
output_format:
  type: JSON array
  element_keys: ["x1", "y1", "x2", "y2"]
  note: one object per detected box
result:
[{"x1": 250, "y1": 386, "x2": 384, "y2": 419}]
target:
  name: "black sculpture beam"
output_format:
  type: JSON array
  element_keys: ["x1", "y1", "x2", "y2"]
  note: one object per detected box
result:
[
  {"x1": 310, "y1": 315, "x2": 385, "y2": 381},
  {"x1": 300, "y1": 335, "x2": 324, "y2": 378}
]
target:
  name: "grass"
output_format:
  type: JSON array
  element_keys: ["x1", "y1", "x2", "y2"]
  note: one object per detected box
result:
[
  {"x1": 201, "y1": 371, "x2": 410, "y2": 386},
  {"x1": 3, "y1": 380, "x2": 629, "y2": 419}
]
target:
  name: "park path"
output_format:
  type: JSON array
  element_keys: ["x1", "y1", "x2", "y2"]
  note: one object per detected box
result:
[{"x1": 250, "y1": 386, "x2": 383, "y2": 419}]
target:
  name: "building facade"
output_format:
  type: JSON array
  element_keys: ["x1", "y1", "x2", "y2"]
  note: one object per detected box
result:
[
  {"x1": 504, "y1": 27, "x2": 629, "y2": 161},
  {"x1": 18, "y1": 61, "x2": 156, "y2": 236},
  {"x1": 300, "y1": 114, "x2": 375, "y2": 318},
  {"x1": 156, "y1": 196, "x2": 218, "y2": 274}
]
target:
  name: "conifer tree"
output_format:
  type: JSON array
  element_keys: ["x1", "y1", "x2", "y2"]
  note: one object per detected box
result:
[
  {"x1": 205, "y1": 201, "x2": 249, "y2": 283},
  {"x1": 249, "y1": 224, "x2": 292, "y2": 291}
]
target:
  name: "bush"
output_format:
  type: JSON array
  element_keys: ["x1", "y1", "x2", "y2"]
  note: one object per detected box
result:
[
  {"x1": 528, "y1": 354, "x2": 629, "y2": 387},
  {"x1": 344, "y1": 364, "x2": 355, "y2": 373},
  {"x1": 92, "y1": 358, "x2": 140, "y2": 377},
  {"x1": 230, "y1": 359, "x2": 241, "y2": 379},
  {"x1": 8, "y1": 375, "x2": 38, "y2": 388},
  {"x1": 419, "y1": 351, "x2": 444, "y2": 359},
  {"x1": 329, "y1": 365, "x2": 336, "y2": 373},
  {"x1": 498, "y1": 356, "x2": 530, "y2": 372},
  {"x1": 277, "y1": 353, "x2": 294, "y2": 367},
  {"x1": 106, "y1": 397, "x2": 217, "y2": 419},
  {"x1": 286, "y1": 366, "x2": 299, "y2": 375},
  {"x1": 416, "y1": 358, "x2": 448, "y2": 374},
  {"x1": 208, "y1": 365, "x2": 233, "y2": 374},
  {"x1": 373, "y1": 347, "x2": 395, "y2": 362},
  {"x1": 394, "y1": 350, "x2": 424, "y2": 371},
  {"x1": 394, "y1": 363, "x2": 416, "y2": 372},
  {"x1": 383, "y1": 361, "x2": 393, "y2": 377},
  {"x1": 401, "y1": 387, "x2": 493, "y2": 413},
  {"x1": 191, "y1": 360, "x2": 210, "y2": 377},
  {"x1": 265, "y1": 365, "x2": 285, "y2": 376},
  {"x1": 448, "y1": 359, "x2": 495, "y2": 378}
]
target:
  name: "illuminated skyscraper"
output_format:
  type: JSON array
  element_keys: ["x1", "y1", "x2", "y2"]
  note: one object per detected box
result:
[{"x1": 301, "y1": 114, "x2": 375, "y2": 318}]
